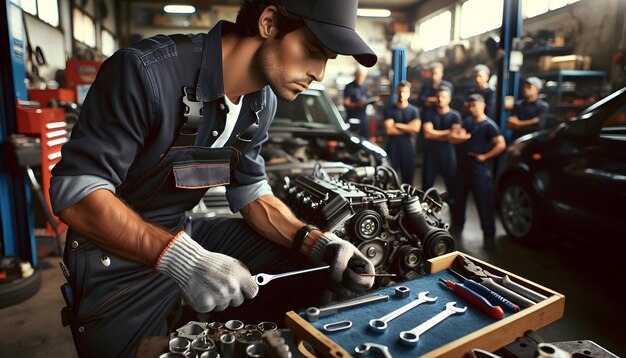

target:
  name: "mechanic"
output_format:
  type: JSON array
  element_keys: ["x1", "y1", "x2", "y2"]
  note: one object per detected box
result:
[
  {"x1": 50, "y1": 1, "x2": 377, "y2": 356},
  {"x1": 383, "y1": 81, "x2": 421, "y2": 185},
  {"x1": 344, "y1": 66, "x2": 378, "y2": 139},
  {"x1": 421, "y1": 87, "x2": 462, "y2": 204},
  {"x1": 449, "y1": 94, "x2": 505, "y2": 249},
  {"x1": 465, "y1": 64, "x2": 496, "y2": 120},
  {"x1": 506, "y1": 76, "x2": 550, "y2": 141},
  {"x1": 415, "y1": 62, "x2": 454, "y2": 117}
]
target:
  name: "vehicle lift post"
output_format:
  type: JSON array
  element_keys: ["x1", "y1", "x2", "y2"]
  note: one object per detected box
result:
[{"x1": 494, "y1": 0, "x2": 523, "y2": 178}]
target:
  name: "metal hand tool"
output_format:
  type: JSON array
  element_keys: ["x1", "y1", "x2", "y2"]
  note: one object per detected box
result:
[
  {"x1": 354, "y1": 343, "x2": 392, "y2": 358},
  {"x1": 253, "y1": 265, "x2": 330, "y2": 286},
  {"x1": 305, "y1": 294, "x2": 389, "y2": 322},
  {"x1": 439, "y1": 279, "x2": 504, "y2": 320},
  {"x1": 399, "y1": 301, "x2": 467, "y2": 346},
  {"x1": 501, "y1": 274, "x2": 548, "y2": 302},
  {"x1": 359, "y1": 273, "x2": 397, "y2": 277},
  {"x1": 368, "y1": 291, "x2": 438, "y2": 332},
  {"x1": 456, "y1": 255, "x2": 542, "y2": 307},
  {"x1": 448, "y1": 268, "x2": 520, "y2": 312}
]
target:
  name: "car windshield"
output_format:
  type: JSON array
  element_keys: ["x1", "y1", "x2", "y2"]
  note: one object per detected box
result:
[
  {"x1": 577, "y1": 86, "x2": 626, "y2": 118},
  {"x1": 273, "y1": 90, "x2": 349, "y2": 130}
]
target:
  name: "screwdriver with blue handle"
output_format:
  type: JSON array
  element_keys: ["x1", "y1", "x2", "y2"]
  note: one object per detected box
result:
[
  {"x1": 439, "y1": 278, "x2": 505, "y2": 319},
  {"x1": 448, "y1": 268, "x2": 520, "y2": 312}
]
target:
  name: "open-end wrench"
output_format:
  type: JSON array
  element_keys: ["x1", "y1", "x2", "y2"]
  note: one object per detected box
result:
[
  {"x1": 369, "y1": 291, "x2": 438, "y2": 333},
  {"x1": 354, "y1": 343, "x2": 392, "y2": 358},
  {"x1": 399, "y1": 301, "x2": 467, "y2": 346},
  {"x1": 305, "y1": 294, "x2": 389, "y2": 322},
  {"x1": 253, "y1": 265, "x2": 330, "y2": 286}
]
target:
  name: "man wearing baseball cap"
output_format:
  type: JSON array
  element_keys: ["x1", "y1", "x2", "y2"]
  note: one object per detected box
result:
[
  {"x1": 50, "y1": 1, "x2": 377, "y2": 356},
  {"x1": 506, "y1": 76, "x2": 550, "y2": 140}
]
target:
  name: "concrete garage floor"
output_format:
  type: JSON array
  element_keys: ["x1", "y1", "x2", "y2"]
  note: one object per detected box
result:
[{"x1": 0, "y1": 173, "x2": 623, "y2": 358}]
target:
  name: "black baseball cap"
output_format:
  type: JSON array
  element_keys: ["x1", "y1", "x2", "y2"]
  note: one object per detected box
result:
[
  {"x1": 467, "y1": 93, "x2": 485, "y2": 103},
  {"x1": 274, "y1": 0, "x2": 378, "y2": 67}
]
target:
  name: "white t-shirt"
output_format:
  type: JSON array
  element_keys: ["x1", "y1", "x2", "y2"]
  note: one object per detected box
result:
[{"x1": 211, "y1": 95, "x2": 244, "y2": 148}]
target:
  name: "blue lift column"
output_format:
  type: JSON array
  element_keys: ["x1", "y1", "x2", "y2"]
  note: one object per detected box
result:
[
  {"x1": 390, "y1": 46, "x2": 407, "y2": 103},
  {"x1": 494, "y1": 0, "x2": 523, "y2": 177},
  {"x1": 1, "y1": 0, "x2": 38, "y2": 266}
]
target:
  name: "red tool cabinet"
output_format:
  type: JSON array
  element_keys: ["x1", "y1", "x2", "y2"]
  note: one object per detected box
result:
[{"x1": 17, "y1": 107, "x2": 68, "y2": 237}]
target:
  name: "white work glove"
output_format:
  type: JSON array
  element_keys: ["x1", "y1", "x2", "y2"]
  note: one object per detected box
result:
[
  {"x1": 156, "y1": 232, "x2": 258, "y2": 312},
  {"x1": 308, "y1": 232, "x2": 375, "y2": 294}
]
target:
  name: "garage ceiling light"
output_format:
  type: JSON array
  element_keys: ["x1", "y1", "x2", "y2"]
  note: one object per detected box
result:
[
  {"x1": 164, "y1": 5, "x2": 196, "y2": 14},
  {"x1": 357, "y1": 8, "x2": 391, "y2": 17}
]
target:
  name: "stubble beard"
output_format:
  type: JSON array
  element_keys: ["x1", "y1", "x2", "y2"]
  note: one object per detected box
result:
[{"x1": 256, "y1": 41, "x2": 299, "y2": 101}]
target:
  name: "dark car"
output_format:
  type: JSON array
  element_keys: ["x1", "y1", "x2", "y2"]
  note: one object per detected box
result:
[
  {"x1": 496, "y1": 86, "x2": 626, "y2": 248},
  {"x1": 260, "y1": 83, "x2": 387, "y2": 193},
  {"x1": 264, "y1": 83, "x2": 387, "y2": 166}
]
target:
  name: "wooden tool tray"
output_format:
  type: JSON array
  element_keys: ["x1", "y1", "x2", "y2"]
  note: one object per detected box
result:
[{"x1": 285, "y1": 251, "x2": 565, "y2": 357}]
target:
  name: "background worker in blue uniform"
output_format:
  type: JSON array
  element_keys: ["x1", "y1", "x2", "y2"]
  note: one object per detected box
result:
[
  {"x1": 506, "y1": 76, "x2": 550, "y2": 141},
  {"x1": 421, "y1": 87, "x2": 462, "y2": 204},
  {"x1": 449, "y1": 94, "x2": 506, "y2": 248},
  {"x1": 466, "y1": 64, "x2": 496, "y2": 120},
  {"x1": 415, "y1": 62, "x2": 454, "y2": 117},
  {"x1": 383, "y1": 81, "x2": 421, "y2": 185},
  {"x1": 343, "y1": 66, "x2": 378, "y2": 139},
  {"x1": 49, "y1": 1, "x2": 377, "y2": 356}
]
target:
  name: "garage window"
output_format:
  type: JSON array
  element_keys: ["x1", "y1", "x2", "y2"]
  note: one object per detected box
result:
[
  {"x1": 418, "y1": 11, "x2": 451, "y2": 51},
  {"x1": 17, "y1": 0, "x2": 60, "y2": 27},
  {"x1": 460, "y1": 0, "x2": 504, "y2": 39},
  {"x1": 73, "y1": 8, "x2": 96, "y2": 48},
  {"x1": 101, "y1": 29, "x2": 116, "y2": 57},
  {"x1": 525, "y1": 0, "x2": 580, "y2": 18}
]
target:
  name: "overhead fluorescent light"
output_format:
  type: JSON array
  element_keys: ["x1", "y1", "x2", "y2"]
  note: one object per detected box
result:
[
  {"x1": 164, "y1": 5, "x2": 196, "y2": 14},
  {"x1": 357, "y1": 8, "x2": 391, "y2": 17}
]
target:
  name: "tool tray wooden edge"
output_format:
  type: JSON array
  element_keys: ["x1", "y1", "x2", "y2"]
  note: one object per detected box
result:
[{"x1": 285, "y1": 251, "x2": 565, "y2": 357}]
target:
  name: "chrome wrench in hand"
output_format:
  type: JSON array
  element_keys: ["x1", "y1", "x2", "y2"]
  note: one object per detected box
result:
[
  {"x1": 369, "y1": 291, "x2": 438, "y2": 332},
  {"x1": 399, "y1": 301, "x2": 467, "y2": 346},
  {"x1": 253, "y1": 265, "x2": 330, "y2": 286}
]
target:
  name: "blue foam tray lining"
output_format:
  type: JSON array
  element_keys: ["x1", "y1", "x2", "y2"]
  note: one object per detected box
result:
[{"x1": 299, "y1": 271, "x2": 521, "y2": 357}]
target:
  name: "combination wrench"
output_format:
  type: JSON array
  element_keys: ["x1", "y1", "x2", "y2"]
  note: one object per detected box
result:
[
  {"x1": 399, "y1": 301, "x2": 467, "y2": 346},
  {"x1": 368, "y1": 291, "x2": 438, "y2": 333},
  {"x1": 253, "y1": 265, "x2": 330, "y2": 286},
  {"x1": 305, "y1": 294, "x2": 389, "y2": 322}
]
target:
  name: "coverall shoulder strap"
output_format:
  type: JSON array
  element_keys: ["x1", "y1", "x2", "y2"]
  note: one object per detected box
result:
[{"x1": 170, "y1": 34, "x2": 201, "y2": 146}]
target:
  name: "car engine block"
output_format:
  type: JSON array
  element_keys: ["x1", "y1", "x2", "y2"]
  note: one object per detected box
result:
[{"x1": 284, "y1": 165, "x2": 455, "y2": 286}]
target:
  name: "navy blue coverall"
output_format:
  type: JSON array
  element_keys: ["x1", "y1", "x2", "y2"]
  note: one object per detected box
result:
[
  {"x1": 511, "y1": 98, "x2": 550, "y2": 140},
  {"x1": 344, "y1": 80, "x2": 371, "y2": 138},
  {"x1": 49, "y1": 21, "x2": 325, "y2": 358},
  {"x1": 452, "y1": 116, "x2": 501, "y2": 239},
  {"x1": 384, "y1": 104, "x2": 420, "y2": 185},
  {"x1": 422, "y1": 109, "x2": 462, "y2": 197}
]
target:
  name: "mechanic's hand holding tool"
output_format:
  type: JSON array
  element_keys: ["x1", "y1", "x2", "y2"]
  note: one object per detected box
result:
[
  {"x1": 309, "y1": 232, "x2": 375, "y2": 293},
  {"x1": 156, "y1": 231, "x2": 258, "y2": 312}
]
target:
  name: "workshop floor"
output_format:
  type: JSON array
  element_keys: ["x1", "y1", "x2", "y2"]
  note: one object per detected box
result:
[{"x1": 0, "y1": 173, "x2": 623, "y2": 358}]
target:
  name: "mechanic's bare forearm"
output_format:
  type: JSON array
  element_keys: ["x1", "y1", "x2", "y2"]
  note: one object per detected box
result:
[
  {"x1": 58, "y1": 189, "x2": 173, "y2": 266},
  {"x1": 483, "y1": 136, "x2": 506, "y2": 160},
  {"x1": 517, "y1": 117, "x2": 540, "y2": 127},
  {"x1": 395, "y1": 121, "x2": 420, "y2": 134},
  {"x1": 241, "y1": 194, "x2": 323, "y2": 256},
  {"x1": 424, "y1": 127, "x2": 451, "y2": 140}
]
